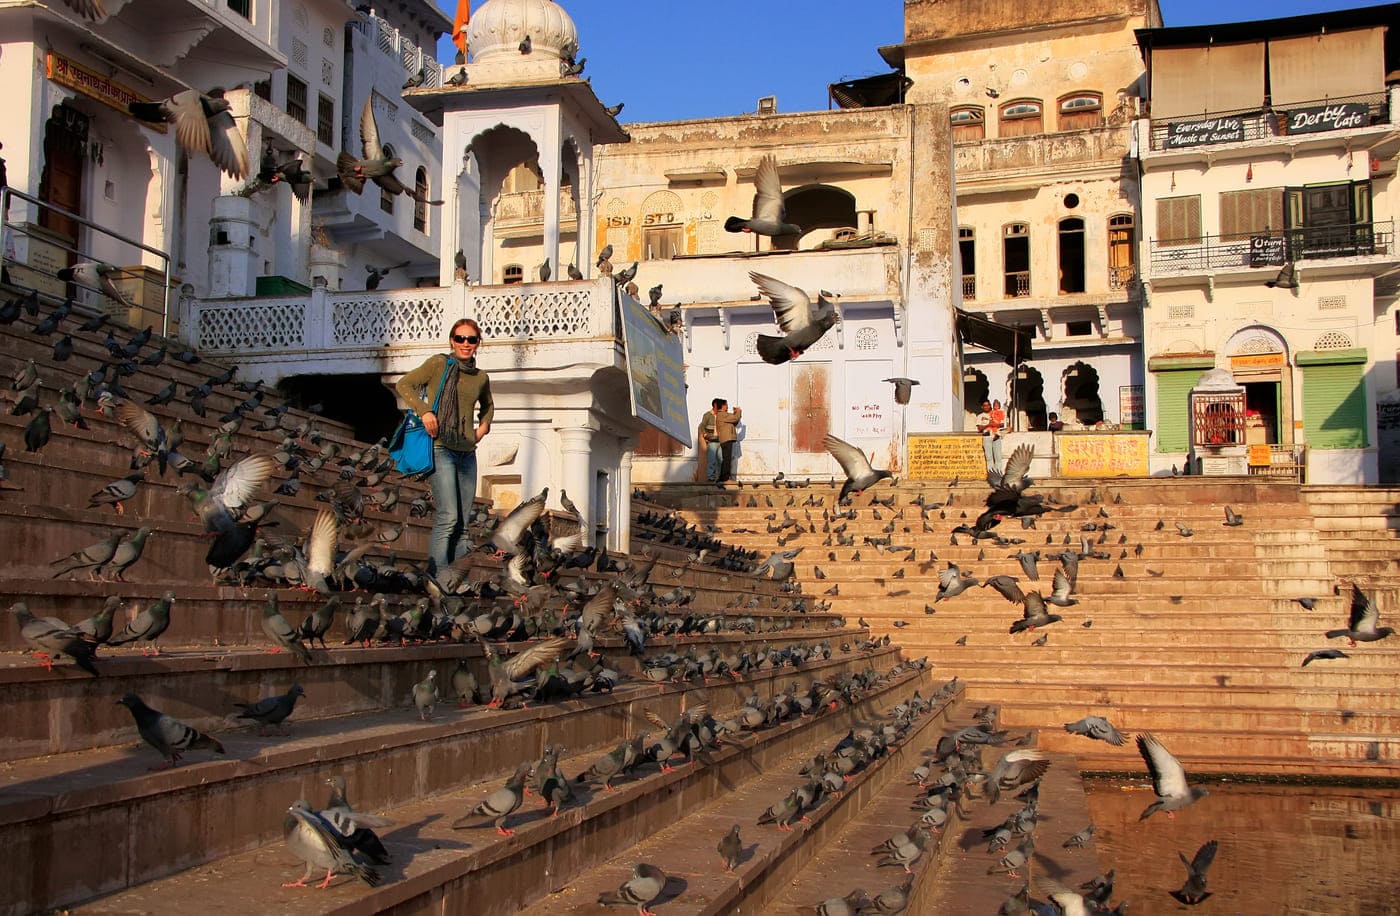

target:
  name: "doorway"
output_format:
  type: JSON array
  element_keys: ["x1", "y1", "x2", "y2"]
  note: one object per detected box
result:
[
  {"x1": 1243, "y1": 381, "x2": 1280, "y2": 444},
  {"x1": 38, "y1": 104, "x2": 89, "y2": 250}
]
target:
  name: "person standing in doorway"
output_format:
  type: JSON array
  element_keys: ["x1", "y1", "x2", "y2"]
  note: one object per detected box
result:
[
  {"x1": 976, "y1": 399, "x2": 1002, "y2": 472},
  {"x1": 396, "y1": 318, "x2": 494, "y2": 574},
  {"x1": 715, "y1": 399, "x2": 742, "y2": 483}
]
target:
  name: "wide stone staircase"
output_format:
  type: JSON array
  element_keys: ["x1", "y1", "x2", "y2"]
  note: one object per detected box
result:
[
  {"x1": 653, "y1": 475, "x2": 1400, "y2": 781},
  {"x1": 0, "y1": 284, "x2": 981, "y2": 914}
]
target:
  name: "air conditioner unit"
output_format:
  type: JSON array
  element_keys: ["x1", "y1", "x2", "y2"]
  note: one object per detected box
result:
[{"x1": 757, "y1": 96, "x2": 777, "y2": 115}]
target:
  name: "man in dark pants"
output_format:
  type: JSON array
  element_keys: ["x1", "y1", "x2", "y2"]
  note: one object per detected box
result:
[{"x1": 715, "y1": 400, "x2": 742, "y2": 483}]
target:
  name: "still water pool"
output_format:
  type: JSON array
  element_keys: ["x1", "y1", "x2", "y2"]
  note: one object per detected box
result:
[{"x1": 1083, "y1": 780, "x2": 1400, "y2": 915}]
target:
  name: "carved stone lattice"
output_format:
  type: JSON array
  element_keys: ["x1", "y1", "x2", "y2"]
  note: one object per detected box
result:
[
  {"x1": 1235, "y1": 336, "x2": 1281, "y2": 355},
  {"x1": 197, "y1": 302, "x2": 306, "y2": 352},
  {"x1": 474, "y1": 288, "x2": 594, "y2": 339},
  {"x1": 743, "y1": 332, "x2": 759, "y2": 355},
  {"x1": 333, "y1": 295, "x2": 446, "y2": 347},
  {"x1": 1313, "y1": 331, "x2": 1353, "y2": 350},
  {"x1": 855, "y1": 326, "x2": 880, "y2": 351}
]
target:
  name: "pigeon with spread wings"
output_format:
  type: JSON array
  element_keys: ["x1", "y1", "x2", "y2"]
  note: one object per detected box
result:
[
  {"x1": 129, "y1": 90, "x2": 249, "y2": 179},
  {"x1": 725, "y1": 154, "x2": 801, "y2": 237},
  {"x1": 749, "y1": 272, "x2": 838, "y2": 365},
  {"x1": 822, "y1": 434, "x2": 893, "y2": 503}
]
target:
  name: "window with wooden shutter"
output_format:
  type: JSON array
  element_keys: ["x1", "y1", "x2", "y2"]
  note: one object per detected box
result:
[
  {"x1": 1219, "y1": 188, "x2": 1283, "y2": 241},
  {"x1": 1154, "y1": 368, "x2": 1207, "y2": 451},
  {"x1": 635, "y1": 425, "x2": 684, "y2": 457},
  {"x1": 1302, "y1": 362, "x2": 1367, "y2": 449},
  {"x1": 1156, "y1": 196, "x2": 1200, "y2": 247},
  {"x1": 951, "y1": 107, "x2": 985, "y2": 142}
]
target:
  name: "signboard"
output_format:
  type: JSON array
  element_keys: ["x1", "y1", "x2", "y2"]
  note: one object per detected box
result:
[
  {"x1": 617, "y1": 291, "x2": 690, "y2": 446},
  {"x1": 1230, "y1": 352, "x2": 1285, "y2": 370},
  {"x1": 907, "y1": 434, "x2": 986, "y2": 480},
  {"x1": 1119, "y1": 385, "x2": 1145, "y2": 430},
  {"x1": 1285, "y1": 103, "x2": 1368, "y2": 135},
  {"x1": 1056, "y1": 433, "x2": 1149, "y2": 478},
  {"x1": 1248, "y1": 444, "x2": 1273, "y2": 466},
  {"x1": 1164, "y1": 116, "x2": 1245, "y2": 149},
  {"x1": 1249, "y1": 235, "x2": 1287, "y2": 267},
  {"x1": 45, "y1": 52, "x2": 163, "y2": 128}
]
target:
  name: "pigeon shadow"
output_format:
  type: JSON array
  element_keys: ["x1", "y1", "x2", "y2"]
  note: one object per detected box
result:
[
  {"x1": 1033, "y1": 850, "x2": 1076, "y2": 881},
  {"x1": 654, "y1": 876, "x2": 689, "y2": 908}
]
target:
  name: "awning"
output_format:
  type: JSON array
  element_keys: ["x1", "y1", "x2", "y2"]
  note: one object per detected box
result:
[
  {"x1": 956, "y1": 310, "x2": 1033, "y2": 366},
  {"x1": 1269, "y1": 28, "x2": 1386, "y2": 107},
  {"x1": 829, "y1": 72, "x2": 911, "y2": 109},
  {"x1": 1150, "y1": 42, "x2": 1265, "y2": 119}
]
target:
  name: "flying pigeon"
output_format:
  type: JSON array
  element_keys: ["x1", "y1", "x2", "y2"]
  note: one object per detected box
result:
[
  {"x1": 1136, "y1": 733, "x2": 1208, "y2": 819},
  {"x1": 56, "y1": 261, "x2": 137, "y2": 312},
  {"x1": 823, "y1": 434, "x2": 893, "y2": 502},
  {"x1": 1325, "y1": 583, "x2": 1394, "y2": 646},
  {"x1": 129, "y1": 90, "x2": 249, "y2": 179},
  {"x1": 1222, "y1": 506, "x2": 1244, "y2": 526},
  {"x1": 986, "y1": 749, "x2": 1050, "y2": 804},
  {"x1": 1301, "y1": 648, "x2": 1349, "y2": 666},
  {"x1": 365, "y1": 260, "x2": 409, "y2": 290},
  {"x1": 749, "y1": 271, "x2": 838, "y2": 365},
  {"x1": 726, "y1": 154, "x2": 801, "y2": 236},
  {"x1": 116, "y1": 693, "x2": 224, "y2": 769},
  {"x1": 1064, "y1": 716, "x2": 1126, "y2": 746},
  {"x1": 1170, "y1": 839, "x2": 1219, "y2": 905},
  {"x1": 884, "y1": 377, "x2": 920, "y2": 406}
]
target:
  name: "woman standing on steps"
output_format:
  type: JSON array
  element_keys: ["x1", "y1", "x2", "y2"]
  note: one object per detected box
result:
[{"x1": 396, "y1": 318, "x2": 494, "y2": 574}]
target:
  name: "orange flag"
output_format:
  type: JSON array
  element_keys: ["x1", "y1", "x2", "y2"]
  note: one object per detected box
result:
[{"x1": 451, "y1": 0, "x2": 469, "y2": 58}]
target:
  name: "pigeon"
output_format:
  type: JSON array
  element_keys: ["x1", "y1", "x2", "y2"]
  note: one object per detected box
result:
[
  {"x1": 24, "y1": 408, "x2": 52, "y2": 452},
  {"x1": 75, "y1": 595, "x2": 123, "y2": 644},
  {"x1": 261, "y1": 594, "x2": 313, "y2": 664},
  {"x1": 823, "y1": 433, "x2": 894, "y2": 502},
  {"x1": 1064, "y1": 716, "x2": 1126, "y2": 746},
  {"x1": 401, "y1": 66, "x2": 426, "y2": 90},
  {"x1": 986, "y1": 749, "x2": 1050, "y2": 804},
  {"x1": 186, "y1": 453, "x2": 279, "y2": 533},
  {"x1": 884, "y1": 377, "x2": 920, "y2": 406},
  {"x1": 117, "y1": 402, "x2": 169, "y2": 475},
  {"x1": 412, "y1": 669, "x2": 439, "y2": 720},
  {"x1": 598, "y1": 863, "x2": 668, "y2": 914},
  {"x1": 539, "y1": 258, "x2": 552, "y2": 281},
  {"x1": 107, "y1": 590, "x2": 175, "y2": 654},
  {"x1": 282, "y1": 801, "x2": 382, "y2": 888},
  {"x1": 1296, "y1": 597, "x2": 1317, "y2": 611},
  {"x1": 116, "y1": 693, "x2": 224, "y2": 769},
  {"x1": 1009, "y1": 591, "x2": 1061, "y2": 634},
  {"x1": 9, "y1": 602, "x2": 100, "y2": 675},
  {"x1": 726, "y1": 154, "x2": 800, "y2": 237},
  {"x1": 868, "y1": 879, "x2": 912, "y2": 914},
  {"x1": 487, "y1": 487, "x2": 549, "y2": 556},
  {"x1": 1176, "y1": 522, "x2": 1194, "y2": 538},
  {"x1": 1222, "y1": 506, "x2": 1244, "y2": 526},
  {"x1": 1325, "y1": 583, "x2": 1394, "y2": 646},
  {"x1": 234, "y1": 684, "x2": 305, "y2": 735},
  {"x1": 604, "y1": 102, "x2": 624, "y2": 118},
  {"x1": 717, "y1": 823, "x2": 742, "y2": 872},
  {"x1": 299, "y1": 596, "x2": 339, "y2": 649},
  {"x1": 364, "y1": 260, "x2": 409, "y2": 290},
  {"x1": 1136, "y1": 733, "x2": 1208, "y2": 819},
  {"x1": 518, "y1": 34, "x2": 532, "y2": 53},
  {"x1": 58, "y1": 0, "x2": 106, "y2": 19},
  {"x1": 1038, "y1": 881, "x2": 1092, "y2": 916},
  {"x1": 749, "y1": 271, "x2": 838, "y2": 365},
  {"x1": 596, "y1": 244, "x2": 614, "y2": 267},
  {"x1": 1062, "y1": 824, "x2": 1096, "y2": 849},
  {"x1": 1170, "y1": 839, "x2": 1219, "y2": 905},
  {"x1": 321, "y1": 774, "x2": 393, "y2": 865},
  {"x1": 49, "y1": 532, "x2": 122, "y2": 579},
  {"x1": 100, "y1": 526, "x2": 153, "y2": 581},
  {"x1": 567, "y1": 262, "x2": 583, "y2": 280},
  {"x1": 453, "y1": 761, "x2": 531, "y2": 834},
  {"x1": 1302, "y1": 648, "x2": 1349, "y2": 666},
  {"x1": 337, "y1": 95, "x2": 413, "y2": 200},
  {"x1": 128, "y1": 90, "x2": 249, "y2": 178},
  {"x1": 810, "y1": 889, "x2": 868, "y2": 916},
  {"x1": 56, "y1": 261, "x2": 138, "y2": 311}
]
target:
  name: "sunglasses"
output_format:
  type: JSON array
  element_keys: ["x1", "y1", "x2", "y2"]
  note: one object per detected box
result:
[{"x1": 452, "y1": 334, "x2": 481, "y2": 345}]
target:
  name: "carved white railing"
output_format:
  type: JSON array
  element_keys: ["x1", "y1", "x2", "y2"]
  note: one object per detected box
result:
[
  {"x1": 353, "y1": 15, "x2": 443, "y2": 88},
  {"x1": 190, "y1": 279, "x2": 618, "y2": 358},
  {"x1": 496, "y1": 189, "x2": 580, "y2": 223}
]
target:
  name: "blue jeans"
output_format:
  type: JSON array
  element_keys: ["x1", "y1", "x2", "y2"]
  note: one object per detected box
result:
[
  {"x1": 982, "y1": 434, "x2": 1003, "y2": 473},
  {"x1": 706, "y1": 440, "x2": 720, "y2": 480},
  {"x1": 428, "y1": 444, "x2": 477, "y2": 574}
]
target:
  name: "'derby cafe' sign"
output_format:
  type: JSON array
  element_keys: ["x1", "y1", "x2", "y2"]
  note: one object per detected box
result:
[
  {"x1": 1284, "y1": 103, "x2": 1368, "y2": 135},
  {"x1": 1164, "y1": 116, "x2": 1245, "y2": 149}
]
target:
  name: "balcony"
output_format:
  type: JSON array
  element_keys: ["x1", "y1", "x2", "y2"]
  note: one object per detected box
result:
[
  {"x1": 494, "y1": 189, "x2": 580, "y2": 236},
  {"x1": 953, "y1": 124, "x2": 1133, "y2": 193},
  {"x1": 961, "y1": 274, "x2": 975, "y2": 300},
  {"x1": 1142, "y1": 89, "x2": 1395, "y2": 159},
  {"x1": 1147, "y1": 221, "x2": 1395, "y2": 278},
  {"x1": 1004, "y1": 271, "x2": 1031, "y2": 298},
  {"x1": 350, "y1": 15, "x2": 444, "y2": 88},
  {"x1": 635, "y1": 245, "x2": 901, "y2": 310}
]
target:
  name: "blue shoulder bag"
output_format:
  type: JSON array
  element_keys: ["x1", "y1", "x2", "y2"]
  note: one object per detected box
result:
[{"x1": 389, "y1": 357, "x2": 453, "y2": 478}]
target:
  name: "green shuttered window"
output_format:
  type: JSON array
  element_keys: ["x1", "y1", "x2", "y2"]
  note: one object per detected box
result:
[
  {"x1": 1154, "y1": 369, "x2": 1205, "y2": 452},
  {"x1": 1302, "y1": 363, "x2": 1367, "y2": 449}
]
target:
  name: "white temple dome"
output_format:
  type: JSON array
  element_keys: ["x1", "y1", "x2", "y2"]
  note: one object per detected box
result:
[{"x1": 467, "y1": 0, "x2": 578, "y2": 65}]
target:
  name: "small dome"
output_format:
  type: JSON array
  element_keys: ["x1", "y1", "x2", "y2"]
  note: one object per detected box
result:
[{"x1": 468, "y1": 0, "x2": 578, "y2": 65}]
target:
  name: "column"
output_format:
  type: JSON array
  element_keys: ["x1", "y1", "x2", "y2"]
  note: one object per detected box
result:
[
  {"x1": 540, "y1": 138, "x2": 561, "y2": 278},
  {"x1": 575, "y1": 145, "x2": 594, "y2": 278},
  {"x1": 615, "y1": 445, "x2": 634, "y2": 553},
  {"x1": 557, "y1": 425, "x2": 595, "y2": 534}
]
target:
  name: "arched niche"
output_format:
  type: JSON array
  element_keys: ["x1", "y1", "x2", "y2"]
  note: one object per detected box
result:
[
  {"x1": 962, "y1": 367, "x2": 989, "y2": 431},
  {"x1": 1012, "y1": 363, "x2": 1047, "y2": 430},
  {"x1": 781, "y1": 184, "x2": 857, "y2": 251},
  {"x1": 1061, "y1": 360, "x2": 1103, "y2": 427}
]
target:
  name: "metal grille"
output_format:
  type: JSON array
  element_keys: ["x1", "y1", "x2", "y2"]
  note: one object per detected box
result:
[
  {"x1": 474, "y1": 287, "x2": 596, "y2": 339},
  {"x1": 332, "y1": 294, "x2": 444, "y2": 346},
  {"x1": 197, "y1": 301, "x2": 306, "y2": 351}
]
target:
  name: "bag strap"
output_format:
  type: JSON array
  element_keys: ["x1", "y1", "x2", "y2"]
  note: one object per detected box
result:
[{"x1": 428, "y1": 356, "x2": 455, "y2": 412}]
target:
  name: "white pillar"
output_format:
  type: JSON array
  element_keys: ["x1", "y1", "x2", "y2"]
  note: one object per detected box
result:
[
  {"x1": 576, "y1": 146, "x2": 594, "y2": 278},
  {"x1": 540, "y1": 135, "x2": 561, "y2": 277},
  {"x1": 557, "y1": 424, "x2": 595, "y2": 534},
  {"x1": 615, "y1": 445, "x2": 634, "y2": 552}
]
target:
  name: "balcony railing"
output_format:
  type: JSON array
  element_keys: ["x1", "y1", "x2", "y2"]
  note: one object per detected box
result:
[
  {"x1": 1108, "y1": 264, "x2": 1137, "y2": 290},
  {"x1": 351, "y1": 15, "x2": 443, "y2": 88},
  {"x1": 961, "y1": 275, "x2": 975, "y2": 300},
  {"x1": 1149, "y1": 221, "x2": 1394, "y2": 274},
  {"x1": 1147, "y1": 90, "x2": 1392, "y2": 152},
  {"x1": 495, "y1": 189, "x2": 580, "y2": 224},
  {"x1": 1004, "y1": 271, "x2": 1030, "y2": 298}
]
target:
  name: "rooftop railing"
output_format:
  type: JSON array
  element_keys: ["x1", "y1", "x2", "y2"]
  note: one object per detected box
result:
[{"x1": 1146, "y1": 90, "x2": 1392, "y2": 152}]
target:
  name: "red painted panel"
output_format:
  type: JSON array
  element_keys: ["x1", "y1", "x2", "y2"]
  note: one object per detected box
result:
[{"x1": 791, "y1": 364, "x2": 830, "y2": 453}]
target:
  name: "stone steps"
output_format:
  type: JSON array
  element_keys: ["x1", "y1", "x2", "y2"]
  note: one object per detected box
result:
[
  {"x1": 517, "y1": 681, "x2": 953, "y2": 916},
  {"x1": 67, "y1": 664, "x2": 936, "y2": 916}
]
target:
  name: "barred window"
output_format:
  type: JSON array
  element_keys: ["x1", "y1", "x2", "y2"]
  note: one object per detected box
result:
[
  {"x1": 285, "y1": 74, "x2": 308, "y2": 125},
  {"x1": 316, "y1": 94, "x2": 334, "y2": 146}
]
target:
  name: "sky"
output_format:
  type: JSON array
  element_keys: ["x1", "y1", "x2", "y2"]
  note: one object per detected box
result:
[{"x1": 432, "y1": 1, "x2": 1392, "y2": 124}]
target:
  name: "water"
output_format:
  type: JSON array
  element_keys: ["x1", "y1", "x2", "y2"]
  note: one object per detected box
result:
[{"x1": 1083, "y1": 780, "x2": 1400, "y2": 915}]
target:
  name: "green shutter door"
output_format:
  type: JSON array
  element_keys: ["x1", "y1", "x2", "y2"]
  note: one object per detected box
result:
[
  {"x1": 1302, "y1": 363, "x2": 1367, "y2": 449},
  {"x1": 1154, "y1": 369, "x2": 1205, "y2": 452}
]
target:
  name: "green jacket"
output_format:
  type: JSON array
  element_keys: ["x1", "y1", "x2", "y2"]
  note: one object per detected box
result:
[{"x1": 395, "y1": 353, "x2": 495, "y2": 453}]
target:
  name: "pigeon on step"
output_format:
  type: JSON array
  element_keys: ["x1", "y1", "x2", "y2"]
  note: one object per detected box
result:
[
  {"x1": 234, "y1": 684, "x2": 305, "y2": 735},
  {"x1": 598, "y1": 862, "x2": 668, "y2": 914},
  {"x1": 282, "y1": 801, "x2": 383, "y2": 888},
  {"x1": 116, "y1": 693, "x2": 224, "y2": 769}
]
